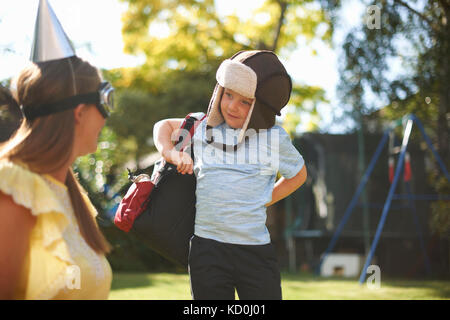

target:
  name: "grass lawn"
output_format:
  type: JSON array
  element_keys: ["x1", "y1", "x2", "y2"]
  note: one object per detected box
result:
[{"x1": 109, "y1": 272, "x2": 450, "y2": 300}]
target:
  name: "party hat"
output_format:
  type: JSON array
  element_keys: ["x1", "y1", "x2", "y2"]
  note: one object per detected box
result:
[{"x1": 30, "y1": 0, "x2": 75, "y2": 62}]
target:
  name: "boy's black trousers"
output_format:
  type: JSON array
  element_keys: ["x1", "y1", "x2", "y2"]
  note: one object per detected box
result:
[{"x1": 188, "y1": 235, "x2": 282, "y2": 300}]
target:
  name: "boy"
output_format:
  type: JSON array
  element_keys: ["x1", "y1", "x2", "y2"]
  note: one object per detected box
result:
[{"x1": 153, "y1": 50, "x2": 307, "y2": 300}]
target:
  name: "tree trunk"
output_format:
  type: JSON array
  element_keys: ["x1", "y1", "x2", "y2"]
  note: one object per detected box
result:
[
  {"x1": 271, "y1": 1, "x2": 288, "y2": 52},
  {"x1": 438, "y1": 77, "x2": 449, "y2": 162},
  {"x1": 437, "y1": 21, "x2": 450, "y2": 162}
]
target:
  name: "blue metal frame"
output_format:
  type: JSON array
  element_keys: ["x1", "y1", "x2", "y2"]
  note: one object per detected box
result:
[
  {"x1": 357, "y1": 117, "x2": 414, "y2": 283},
  {"x1": 316, "y1": 114, "x2": 450, "y2": 284},
  {"x1": 317, "y1": 128, "x2": 391, "y2": 274}
]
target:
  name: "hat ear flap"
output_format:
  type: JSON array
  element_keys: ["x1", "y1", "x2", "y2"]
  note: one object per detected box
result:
[
  {"x1": 206, "y1": 84, "x2": 224, "y2": 127},
  {"x1": 237, "y1": 99, "x2": 256, "y2": 144}
]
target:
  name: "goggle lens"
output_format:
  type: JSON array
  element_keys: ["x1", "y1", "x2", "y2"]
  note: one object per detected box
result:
[{"x1": 98, "y1": 81, "x2": 115, "y2": 117}]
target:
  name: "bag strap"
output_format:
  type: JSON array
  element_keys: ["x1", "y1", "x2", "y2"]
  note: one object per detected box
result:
[{"x1": 175, "y1": 112, "x2": 206, "y2": 152}]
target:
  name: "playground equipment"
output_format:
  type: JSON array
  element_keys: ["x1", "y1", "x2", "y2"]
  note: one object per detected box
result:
[{"x1": 318, "y1": 114, "x2": 450, "y2": 284}]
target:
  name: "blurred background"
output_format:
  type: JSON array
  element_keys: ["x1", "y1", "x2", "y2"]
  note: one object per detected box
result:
[{"x1": 1, "y1": 0, "x2": 449, "y2": 279}]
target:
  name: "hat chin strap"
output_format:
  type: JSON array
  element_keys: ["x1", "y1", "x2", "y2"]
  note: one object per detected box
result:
[
  {"x1": 237, "y1": 99, "x2": 256, "y2": 144},
  {"x1": 206, "y1": 85, "x2": 224, "y2": 128}
]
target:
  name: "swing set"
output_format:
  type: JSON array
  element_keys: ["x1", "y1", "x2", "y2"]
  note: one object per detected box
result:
[{"x1": 318, "y1": 114, "x2": 450, "y2": 284}]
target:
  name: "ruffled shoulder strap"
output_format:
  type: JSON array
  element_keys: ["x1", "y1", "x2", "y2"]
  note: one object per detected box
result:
[{"x1": 0, "y1": 160, "x2": 69, "y2": 217}]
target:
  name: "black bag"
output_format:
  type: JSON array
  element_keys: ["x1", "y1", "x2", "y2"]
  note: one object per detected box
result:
[{"x1": 126, "y1": 113, "x2": 203, "y2": 268}]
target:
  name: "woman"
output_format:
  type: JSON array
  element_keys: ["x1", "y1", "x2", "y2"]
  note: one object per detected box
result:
[{"x1": 0, "y1": 56, "x2": 113, "y2": 299}]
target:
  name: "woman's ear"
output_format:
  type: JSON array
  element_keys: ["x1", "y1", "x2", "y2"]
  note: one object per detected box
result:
[{"x1": 73, "y1": 104, "x2": 86, "y2": 124}]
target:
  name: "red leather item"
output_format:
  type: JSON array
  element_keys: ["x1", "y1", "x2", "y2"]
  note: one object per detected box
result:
[
  {"x1": 114, "y1": 180, "x2": 154, "y2": 232},
  {"x1": 404, "y1": 153, "x2": 411, "y2": 182},
  {"x1": 113, "y1": 112, "x2": 205, "y2": 245},
  {"x1": 388, "y1": 157, "x2": 395, "y2": 183}
]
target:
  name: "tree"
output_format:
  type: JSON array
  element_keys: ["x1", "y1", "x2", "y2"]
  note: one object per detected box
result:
[
  {"x1": 321, "y1": 0, "x2": 449, "y2": 236},
  {"x1": 325, "y1": 0, "x2": 449, "y2": 159},
  {"x1": 105, "y1": 68, "x2": 216, "y2": 165},
  {"x1": 120, "y1": 0, "x2": 332, "y2": 75},
  {"x1": 111, "y1": 0, "x2": 332, "y2": 136}
]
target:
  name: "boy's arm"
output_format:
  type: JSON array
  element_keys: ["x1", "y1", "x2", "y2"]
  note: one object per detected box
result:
[
  {"x1": 153, "y1": 118, "x2": 182, "y2": 155},
  {"x1": 153, "y1": 118, "x2": 193, "y2": 174},
  {"x1": 265, "y1": 165, "x2": 307, "y2": 207}
]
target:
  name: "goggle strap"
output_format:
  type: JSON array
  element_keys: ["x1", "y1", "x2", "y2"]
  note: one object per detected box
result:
[{"x1": 21, "y1": 92, "x2": 99, "y2": 121}]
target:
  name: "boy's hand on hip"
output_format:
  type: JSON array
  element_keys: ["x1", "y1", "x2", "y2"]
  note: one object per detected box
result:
[{"x1": 162, "y1": 148, "x2": 194, "y2": 175}]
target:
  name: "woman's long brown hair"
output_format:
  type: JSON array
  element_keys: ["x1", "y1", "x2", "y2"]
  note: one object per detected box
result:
[{"x1": 0, "y1": 56, "x2": 110, "y2": 254}]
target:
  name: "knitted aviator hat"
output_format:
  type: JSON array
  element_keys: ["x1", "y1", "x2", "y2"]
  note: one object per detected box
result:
[{"x1": 206, "y1": 50, "x2": 292, "y2": 147}]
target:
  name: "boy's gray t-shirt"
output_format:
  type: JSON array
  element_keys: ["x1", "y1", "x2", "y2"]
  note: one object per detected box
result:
[{"x1": 192, "y1": 114, "x2": 304, "y2": 245}]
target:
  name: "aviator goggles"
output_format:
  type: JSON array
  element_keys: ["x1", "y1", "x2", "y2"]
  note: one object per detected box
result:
[{"x1": 21, "y1": 81, "x2": 115, "y2": 121}]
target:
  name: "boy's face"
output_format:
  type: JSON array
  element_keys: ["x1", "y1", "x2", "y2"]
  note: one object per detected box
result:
[{"x1": 220, "y1": 88, "x2": 254, "y2": 129}]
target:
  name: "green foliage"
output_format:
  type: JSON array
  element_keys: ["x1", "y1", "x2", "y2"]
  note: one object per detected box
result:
[
  {"x1": 330, "y1": 0, "x2": 449, "y2": 151},
  {"x1": 283, "y1": 85, "x2": 328, "y2": 133},
  {"x1": 429, "y1": 173, "x2": 450, "y2": 237},
  {"x1": 105, "y1": 69, "x2": 215, "y2": 164},
  {"x1": 119, "y1": 0, "x2": 332, "y2": 73}
]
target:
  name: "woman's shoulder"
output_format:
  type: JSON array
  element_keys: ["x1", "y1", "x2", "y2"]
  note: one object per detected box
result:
[
  {"x1": 0, "y1": 159, "x2": 68, "y2": 217},
  {"x1": 0, "y1": 160, "x2": 80, "y2": 299},
  {"x1": 0, "y1": 189, "x2": 36, "y2": 225}
]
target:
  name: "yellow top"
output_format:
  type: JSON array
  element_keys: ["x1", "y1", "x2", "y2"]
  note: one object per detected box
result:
[{"x1": 0, "y1": 160, "x2": 112, "y2": 300}]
